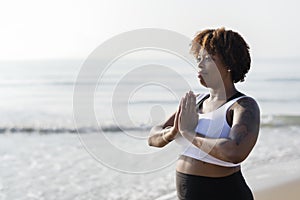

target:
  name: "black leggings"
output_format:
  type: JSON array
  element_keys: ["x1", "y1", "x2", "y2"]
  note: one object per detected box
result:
[{"x1": 176, "y1": 171, "x2": 253, "y2": 200}]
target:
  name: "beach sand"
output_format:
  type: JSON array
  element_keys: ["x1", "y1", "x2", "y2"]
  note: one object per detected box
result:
[
  {"x1": 254, "y1": 178, "x2": 300, "y2": 200},
  {"x1": 245, "y1": 159, "x2": 300, "y2": 200}
]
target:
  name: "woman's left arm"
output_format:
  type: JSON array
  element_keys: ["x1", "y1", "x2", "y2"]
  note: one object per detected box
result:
[{"x1": 179, "y1": 93, "x2": 260, "y2": 164}]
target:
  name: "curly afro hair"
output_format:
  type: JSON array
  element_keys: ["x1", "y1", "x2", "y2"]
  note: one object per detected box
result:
[{"x1": 190, "y1": 27, "x2": 251, "y2": 83}]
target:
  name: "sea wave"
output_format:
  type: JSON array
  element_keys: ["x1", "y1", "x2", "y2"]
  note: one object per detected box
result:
[
  {"x1": 265, "y1": 78, "x2": 300, "y2": 82},
  {"x1": 261, "y1": 114, "x2": 300, "y2": 127},
  {"x1": 0, "y1": 125, "x2": 149, "y2": 134},
  {"x1": 1, "y1": 114, "x2": 300, "y2": 134}
]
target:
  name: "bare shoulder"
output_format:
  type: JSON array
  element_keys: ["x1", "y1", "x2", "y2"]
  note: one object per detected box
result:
[{"x1": 235, "y1": 96, "x2": 260, "y2": 113}]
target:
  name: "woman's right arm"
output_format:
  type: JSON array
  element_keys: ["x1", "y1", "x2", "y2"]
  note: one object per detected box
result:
[{"x1": 148, "y1": 112, "x2": 179, "y2": 148}]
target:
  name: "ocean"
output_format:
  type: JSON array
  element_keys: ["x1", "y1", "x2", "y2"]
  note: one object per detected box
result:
[{"x1": 0, "y1": 57, "x2": 300, "y2": 199}]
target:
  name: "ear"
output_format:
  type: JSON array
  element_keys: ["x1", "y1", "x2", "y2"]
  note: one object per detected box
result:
[{"x1": 225, "y1": 66, "x2": 231, "y2": 72}]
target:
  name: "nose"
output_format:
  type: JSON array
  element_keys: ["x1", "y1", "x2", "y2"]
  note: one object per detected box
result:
[
  {"x1": 198, "y1": 60, "x2": 204, "y2": 70},
  {"x1": 196, "y1": 56, "x2": 204, "y2": 68}
]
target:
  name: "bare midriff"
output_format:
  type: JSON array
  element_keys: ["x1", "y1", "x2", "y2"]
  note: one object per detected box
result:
[{"x1": 176, "y1": 155, "x2": 241, "y2": 177}]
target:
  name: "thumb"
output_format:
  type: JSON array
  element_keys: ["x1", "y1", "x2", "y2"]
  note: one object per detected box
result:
[{"x1": 174, "y1": 103, "x2": 181, "y2": 130}]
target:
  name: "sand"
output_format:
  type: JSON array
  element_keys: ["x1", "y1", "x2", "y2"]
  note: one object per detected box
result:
[
  {"x1": 245, "y1": 158, "x2": 300, "y2": 200},
  {"x1": 254, "y1": 178, "x2": 300, "y2": 200}
]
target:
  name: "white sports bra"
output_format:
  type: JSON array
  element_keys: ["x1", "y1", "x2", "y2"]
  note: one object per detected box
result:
[{"x1": 175, "y1": 93, "x2": 248, "y2": 167}]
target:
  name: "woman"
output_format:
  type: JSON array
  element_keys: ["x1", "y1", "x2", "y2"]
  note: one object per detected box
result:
[{"x1": 148, "y1": 28, "x2": 260, "y2": 200}]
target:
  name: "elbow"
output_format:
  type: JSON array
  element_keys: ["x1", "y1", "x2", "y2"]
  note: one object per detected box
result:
[
  {"x1": 226, "y1": 151, "x2": 246, "y2": 164},
  {"x1": 148, "y1": 126, "x2": 164, "y2": 148},
  {"x1": 229, "y1": 156, "x2": 244, "y2": 165},
  {"x1": 148, "y1": 137, "x2": 154, "y2": 146},
  {"x1": 148, "y1": 132, "x2": 156, "y2": 147},
  {"x1": 147, "y1": 135, "x2": 163, "y2": 148}
]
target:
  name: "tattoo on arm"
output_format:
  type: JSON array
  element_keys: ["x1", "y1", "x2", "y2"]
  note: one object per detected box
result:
[
  {"x1": 231, "y1": 97, "x2": 260, "y2": 146},
  {"x1": 232, "y1": 124, "x2": 248, "y2": 146}
]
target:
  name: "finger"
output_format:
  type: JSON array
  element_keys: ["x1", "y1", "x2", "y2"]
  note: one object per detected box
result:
[
  {"x1": 178, "y1": 98, "x2": 185, "y2": 130},
  {"x1": 190, "y1": 90, "x2": 196, "y2": 98},
  {"x1": 186, "y1": 93, "x2": 192, "y2": 112},
  {"x1": 181, "y1": 95, "x2": 187, "y2": 112},
  {"x1": 189, "y1": 92, "x2": 196, "y2": 113},
  {"x1": 179, "y1": 97, "x2": 183, "y2": 115},
  {"x1": 174, "y1": 103, "x2": 181, "y2": 129},
  {"x1": 186, "y1": 91, "x2": 195, "y2": 112}
]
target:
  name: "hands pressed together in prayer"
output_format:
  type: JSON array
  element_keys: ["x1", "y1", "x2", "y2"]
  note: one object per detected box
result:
[
  {"x1": 148, "y1": 90, "x2": 200, "y2": 147},
  {"x1": 170, "y1": 91, "x2": 199, "y2": 140}
]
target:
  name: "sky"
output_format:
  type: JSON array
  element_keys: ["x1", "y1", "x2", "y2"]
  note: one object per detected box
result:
[{"x1": 0, "y1": 0, "x2": 299, "y2": 61}]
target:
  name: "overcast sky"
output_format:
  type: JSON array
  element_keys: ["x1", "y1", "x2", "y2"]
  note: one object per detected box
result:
[{"x1": 0, "y1": 0, "x2": 299, "y2": 61}]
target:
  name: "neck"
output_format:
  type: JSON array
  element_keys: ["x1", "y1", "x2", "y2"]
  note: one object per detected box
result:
[{"x1": 208, "y1": 82, "x2": 237, "y2": 101}]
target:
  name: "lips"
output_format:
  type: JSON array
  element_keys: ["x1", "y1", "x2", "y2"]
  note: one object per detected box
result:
[{"x1": 198, "y1": 71, "x2": 207, "y2": 79}]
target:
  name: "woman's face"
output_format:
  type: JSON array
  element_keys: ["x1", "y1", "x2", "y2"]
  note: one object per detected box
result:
[{"x1": 196, "y1": 48, "x2": 228, "y2": 88}]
